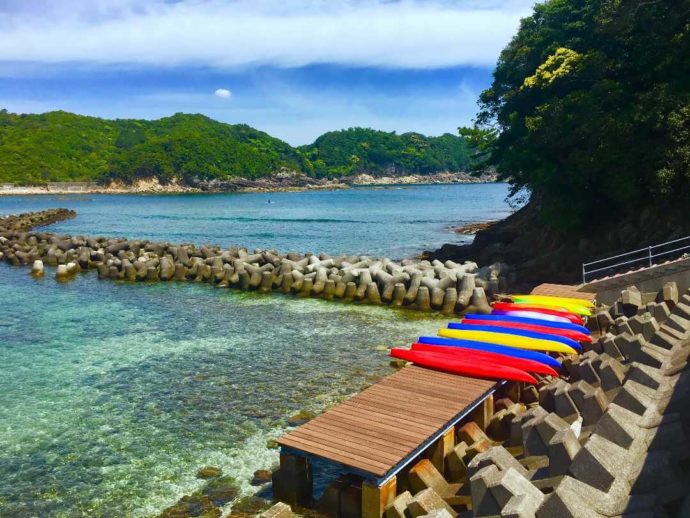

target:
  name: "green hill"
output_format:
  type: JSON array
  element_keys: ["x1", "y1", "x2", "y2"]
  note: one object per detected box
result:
[
  {"x1": 0, "y1": 110, "x2": 474, "y2": 185},
  {"x1": 299, "y1": 128, "x2": 471, "y2": 177},
  {"x1": 0, "y1": 110, "x2": 305, "y2": 185}
]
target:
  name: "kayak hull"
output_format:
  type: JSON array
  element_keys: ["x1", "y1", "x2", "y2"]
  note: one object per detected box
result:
[
  {"x1": 492, "y1": 309, "x2": 579, "y2": 324},
  {"x1": 417, "y1": 336, "x2": 562, "y2": 368},
  {"x1": 447, "y1": 323, "x2": 582, "y2": 351},
  {"x1": 460, "y1": 318, "x2": 592, "y2": 343},
  {"x1": 438, "y1": 328, "x2": 578, "y2": 355},
  {"x1": 390, "y1": 348, "x2": 537, "y2": 383},
  {"x1": 464, "y1": 313, "x2": 591, "y2": 335},
  {"x1": 411, "y1": 342, "x2": 558, "y2": 377},
  {"x1": 512, "y1": 294, "x2": 595, "y2": 309},
  {"x1": 492, "y1": 302, "x2": 585, "y2": 323}
]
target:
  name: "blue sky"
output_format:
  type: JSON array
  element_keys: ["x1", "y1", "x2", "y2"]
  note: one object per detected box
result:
[{"x1": 0, "y1": 0, "x2": 535, "y2": 145}]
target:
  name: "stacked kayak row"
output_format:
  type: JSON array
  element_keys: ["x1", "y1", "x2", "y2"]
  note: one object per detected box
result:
[{"x1": 390, "y1": 294, "x2": 595, "y2": 384}]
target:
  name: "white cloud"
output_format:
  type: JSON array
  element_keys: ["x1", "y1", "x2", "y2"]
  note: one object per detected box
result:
[
  {"x1": 214, "y1": 88, "x2": 232, "y2": 99},
  {"x1": 0, "y1": 0, "x2": 535, "y2": 69}
]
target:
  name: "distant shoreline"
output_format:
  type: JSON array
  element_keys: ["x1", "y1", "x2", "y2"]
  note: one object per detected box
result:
[{"x1": 0, "y1": 171, "x2": 498, "y2": 196}]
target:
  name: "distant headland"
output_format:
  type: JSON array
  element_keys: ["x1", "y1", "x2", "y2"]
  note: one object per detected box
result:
[{"x1": 0, "y1": 109, "x2": 492, "y2": 191}]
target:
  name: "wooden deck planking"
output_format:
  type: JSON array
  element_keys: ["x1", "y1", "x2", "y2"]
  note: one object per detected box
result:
[
  {"x1": 277, "y1": 365, "x2": 496, "y2": 478},
  {"x1": 300, "y1": 419, "x2": 421, "y2": 449}
]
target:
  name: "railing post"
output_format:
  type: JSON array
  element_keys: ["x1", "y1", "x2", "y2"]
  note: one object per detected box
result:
[
  {"x1": 648, "y1": 246, "x2": 653, "y2": 267},
  {"x1": 582, "y1": 263, "x2": 586, "y2": 285}
]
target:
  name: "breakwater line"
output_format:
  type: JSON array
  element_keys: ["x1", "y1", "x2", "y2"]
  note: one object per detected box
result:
[{"x1": 1, "y1": 209, "x2": 507, "y2": 315}]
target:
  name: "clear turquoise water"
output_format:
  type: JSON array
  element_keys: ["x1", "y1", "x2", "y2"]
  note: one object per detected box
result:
[
  {"x1": 0, "y1": 184, "x2": 512, "y2": 517},
  {"x1": 0, "y1": 183, "x2": 511, "y2": 258}
]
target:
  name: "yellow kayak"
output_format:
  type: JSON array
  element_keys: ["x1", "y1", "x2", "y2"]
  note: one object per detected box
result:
[
  {"x1": 512, "y1": 294, "x2": 595, "y2": 309},
  {"x1": 438, "y1": 328, "x2": 577, "y2": 355},
  {"x1": 510, "y1": 299, "x2": 592, "y2": 317}
]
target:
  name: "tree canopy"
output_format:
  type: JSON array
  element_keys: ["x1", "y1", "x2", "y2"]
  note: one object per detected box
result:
[
  {"x1": 0, "y1": 111, "x2": 474, "y2": 185},
  {"x1": 476, "y1": 0, "x2": 690, "y2": 228},
  {"x1": 299, "y1": 127, "x2": 472, "y2": 178}
]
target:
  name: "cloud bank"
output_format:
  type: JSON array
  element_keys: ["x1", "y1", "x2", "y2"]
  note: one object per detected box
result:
[{"x1": 0, "y1": 0, "x2": 534, "y2": 69}]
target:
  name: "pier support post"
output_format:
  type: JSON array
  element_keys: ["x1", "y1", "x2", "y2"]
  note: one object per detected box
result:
[
  {"x1": 361, "y1": 476, "x2": 396, "y2": 518},
  {"x1": 273, "y1": 452, "x2": 313, "y2": 508},
  {"x1": 430, "y1": 427, "x2": 456, "y2": 475},
  {"x1": 470, "y1": 395, "x2": 494, "y2": 431}
]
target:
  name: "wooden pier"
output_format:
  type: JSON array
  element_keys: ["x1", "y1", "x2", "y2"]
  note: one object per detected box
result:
[{"x1": 275, "y1": 365, "x2": 497, "y2": 517}]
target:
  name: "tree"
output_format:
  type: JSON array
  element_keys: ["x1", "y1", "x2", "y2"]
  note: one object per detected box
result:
[{"x1": 475, "y1": 0, "x2": 690, "y2": 228}]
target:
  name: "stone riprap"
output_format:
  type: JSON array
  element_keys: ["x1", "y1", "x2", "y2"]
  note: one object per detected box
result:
[{"x1": 0, "y1": 209, "x2": 507, "y2": 315}]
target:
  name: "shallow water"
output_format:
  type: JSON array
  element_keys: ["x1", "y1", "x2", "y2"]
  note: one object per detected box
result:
[{"x1": 0, "y1": 184, "x2": 513, "y2": 517}]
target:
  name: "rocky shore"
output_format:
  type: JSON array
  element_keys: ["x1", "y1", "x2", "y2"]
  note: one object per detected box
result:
[
  {"x1": 0, "y1": 171, "x2": 497, "y2": 196},
  {"x1": 0, "y1": 209, "x2": 507, "y2": 315},
  {"x1": 428, "y1": 199, "x2": 690, "y2": 290}
]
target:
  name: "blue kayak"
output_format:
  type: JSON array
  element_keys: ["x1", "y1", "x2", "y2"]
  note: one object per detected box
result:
[
  {"x1": 463, "y1": 313, "x2": 591, "y2": 335},
  {"x1": 417, "y1": 336, "x2": 562, "y2": 368},
  {"x1": 447, "y1": 323, "x2": 582, "y2": 351}
]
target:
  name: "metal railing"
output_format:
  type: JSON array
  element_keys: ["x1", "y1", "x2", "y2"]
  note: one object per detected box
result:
[{"x1": 582, "y1": 235, "x2": 690, "y2": 284}]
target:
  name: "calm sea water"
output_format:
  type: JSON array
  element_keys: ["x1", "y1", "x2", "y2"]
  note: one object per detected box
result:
[
  {"x1": 0, "y1": 184, "x2": 511, "y2": 258},
  {"x1": 0, "y1": 184, "x2": 512, "y2": 517}
]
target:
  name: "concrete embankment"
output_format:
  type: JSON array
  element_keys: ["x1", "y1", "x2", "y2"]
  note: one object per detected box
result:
[
  {"x1": 0, "y1": 209, "x2": 507, "y2": 315},
  {"x1": 263, "y1": 282, "x2": 690, "y2": 518}
]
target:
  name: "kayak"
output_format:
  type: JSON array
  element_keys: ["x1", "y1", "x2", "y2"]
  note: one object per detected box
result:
[
  {"x1": 389, "y1": 348, "x2": 537, "y2": 383},
  {"x1": 459, "y1": 318, "x2": 592, "y2": 343},
  {"x1": 492, "y1": 302, "x2": 586, "y2": 321},
  {"x1": 410, "y1": 342, "x2": 559, "y2": 377},
  {"x1": 509, "y1": 299, "x2": 592, "y2": 317},
  {"x1": 438, "y1": 328, "x2": 578, "y2": 355},
  {"x1": 447, "y1": 323, "x2": 582, "y2": 351},
  {"x1": 511, "y1": 294, "x2": 595, "y2": 309},
  {"x1": 464, "y1": 313, "x2": 591, "y2": 335},
  {"x1": 492, "y1": 309, "x2": 577, "y2": 324},
  {"x1": 417, "y1": 336, "x2": 562, "y2": 368}
]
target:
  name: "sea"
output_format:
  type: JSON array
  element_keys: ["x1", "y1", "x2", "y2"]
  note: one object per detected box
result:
[{"x1": 0, "y1": 183, "x2": 512, "y2": 517}]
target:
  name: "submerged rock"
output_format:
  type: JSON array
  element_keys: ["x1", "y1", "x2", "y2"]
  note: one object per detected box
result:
[
  {"x1": 157, "y1": 494, "x2": 220, "y2": 518},
  {"x1": 231, "y1": 495, "x2": 272, "y2": 517},
  {"x1": 288, "y1": 410, "x2": 316, "y2": 426},
  {"x1": 390, "y1": 359, "x2": 408, "y2": 369},
  {"x1": 157, "y1": 475, "x2": 238, "y2": 518},
  {"x1": 251, "y1": 469, "x2": 272, "y2": 486},
  {"x1": 196, "y1": 466, "x2": 223, "y2": 479},
  {"x1": 202, "y1": 475, "x2": 239, "y2": 506}
]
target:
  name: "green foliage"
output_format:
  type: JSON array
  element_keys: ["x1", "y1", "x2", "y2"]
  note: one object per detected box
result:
[
  {"x1": 298, "y1": 127, "x2": 471, "y2": 178},
  {"x1": 0, "y1": 110, "x2": 117, "y2": 184},
  {"x1": 458, "y1": 126, "x2": 498, "y2": 172},
  {"x1": 0, "y1": 111, "x2": 474, "y2": 185},
  {"x1": 0, "y1": 111, "x2": 305, "y2": 185},
  {"x1": 477, "y1": 0, "x2": 690, "y2": 228}
]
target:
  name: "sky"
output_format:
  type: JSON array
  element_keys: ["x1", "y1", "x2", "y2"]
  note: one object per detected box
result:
[{"x1": 0, "y1": 0, "x2": 536, "y2": 145}]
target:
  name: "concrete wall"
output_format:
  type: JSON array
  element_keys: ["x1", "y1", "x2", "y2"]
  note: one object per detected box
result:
[
  {"x1": 594, "y1": 260, "x2": 690, "y2": 305},
  {"x1": 46, "y1": 182, "x2": 98, "y2": 192}
]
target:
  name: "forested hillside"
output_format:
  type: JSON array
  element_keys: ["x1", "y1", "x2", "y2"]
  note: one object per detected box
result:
[
  {"x1": 299, "y1": 128, "x2": 471, "y2": 177},
  {"x1": 0, "y1": 110, "x2": 474, "y2": 185},
  {"x1": 434, "y1": 0, "x2": 690, "y2": 285},
  {"x1": 475, "y1": 0, "x2": 690, "y2": 228}
]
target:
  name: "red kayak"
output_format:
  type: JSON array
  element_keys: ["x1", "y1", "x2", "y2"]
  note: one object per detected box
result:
[
  {"x1": 411, "y1": 342, "x2": 559, "y2": 377},
  {"x1": 492, "y1": 302, "x2": 584, "y2": 324},
  {"x1": 390, "y1": 348, "x2": 537, "y2": 383},
  {"x1": 460, "y1": 318, "x2": 592, "y2": 343}
]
